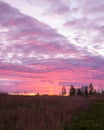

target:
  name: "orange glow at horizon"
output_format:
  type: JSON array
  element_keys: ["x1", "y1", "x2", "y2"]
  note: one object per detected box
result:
[{"x1": 9, "y1": 92, "x2": 36, "y2": 96}]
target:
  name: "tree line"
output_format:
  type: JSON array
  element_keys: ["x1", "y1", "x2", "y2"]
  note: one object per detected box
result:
[{"x1": 61, "y1": 83, "x2": 102, "y2": 96}]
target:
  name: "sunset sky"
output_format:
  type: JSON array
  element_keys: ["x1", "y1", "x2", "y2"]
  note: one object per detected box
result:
[{"x1": 0, "y1": 0, "x2": 104, "y2": 94}]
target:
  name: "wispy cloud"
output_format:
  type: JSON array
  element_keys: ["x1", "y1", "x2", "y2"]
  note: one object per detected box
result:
[{"x1": 0, "y1": 0, "x2": 104, "y2": 94}]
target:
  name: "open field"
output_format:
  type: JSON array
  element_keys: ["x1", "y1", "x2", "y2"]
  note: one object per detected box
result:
[{"x1": 0, "y1": 94, "x2": 92, "y2": 130}]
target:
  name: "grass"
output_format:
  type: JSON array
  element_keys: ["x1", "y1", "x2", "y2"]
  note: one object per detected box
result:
[
  {"x1": 69, "y1": 99, "x2": 104, "y2": 130},
  {"x1": 0, "y1": 94, "x2": 90, "y2": 130}
]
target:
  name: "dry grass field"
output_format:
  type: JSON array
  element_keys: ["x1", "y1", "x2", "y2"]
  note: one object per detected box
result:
[{"x1": 0, "y1": 93, "x2": 91, "y2": 130}]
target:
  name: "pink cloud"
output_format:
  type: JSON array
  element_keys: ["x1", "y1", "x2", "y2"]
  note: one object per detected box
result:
[{"x1": 0, "y1": 1, "x2": 104, "y2": 94}]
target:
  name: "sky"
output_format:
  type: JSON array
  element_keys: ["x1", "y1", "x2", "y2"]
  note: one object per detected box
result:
[{"x1": 0, "y1": 0, "x2": 104, "y2": 95}]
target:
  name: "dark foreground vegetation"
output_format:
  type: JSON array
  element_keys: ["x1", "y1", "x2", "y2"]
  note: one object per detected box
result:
[
  {"x1": 0, "y1": 94, "x2": 104, "y2": 130},
  {"x1": 0, "y1": 93, "x2": 91, "y2": 130},
  {"x1": 69, "y1": 97, "x2": 104, "y2": 130}
]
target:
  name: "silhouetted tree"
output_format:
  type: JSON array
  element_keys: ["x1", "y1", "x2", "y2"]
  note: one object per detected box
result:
[
  {"x1": 77, "y1": 89, "x2": 82, "y2": 96},
  {"x1": 36, "y1": 93, "x2": 39, "y2": 96},
  {"x1": 89, "y1": 83, "x2": 94, "y2": 95},
  {"x1": 93, "y1": 89, "x2": 97, "y2": 96},
  {"x1": 85, "y1": 86, "x2": 88, "y2": 96},
  {"x1": 61, "y1": 86, "x2": 66, "y2": 95},
  {"x1": 69, "y1": 85, "x2": 75, "y2": 96},
  {"x1": 101, "y1": 90, "x2": 104, "y2": 95}
]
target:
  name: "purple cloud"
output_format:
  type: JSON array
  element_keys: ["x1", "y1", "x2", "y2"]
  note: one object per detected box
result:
[{"x1": 0, "y1": 0, "x2": 104, "y2": 93}]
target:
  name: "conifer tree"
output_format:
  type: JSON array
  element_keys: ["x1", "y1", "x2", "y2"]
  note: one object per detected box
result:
[{"x1": 69, "y1": 85, "x2": 75, "y2": 96}]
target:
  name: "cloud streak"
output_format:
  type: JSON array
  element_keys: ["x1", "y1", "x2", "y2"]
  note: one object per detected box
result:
[{"x1": 0, "y1": 0, "x2": 104, "y2": 94}]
